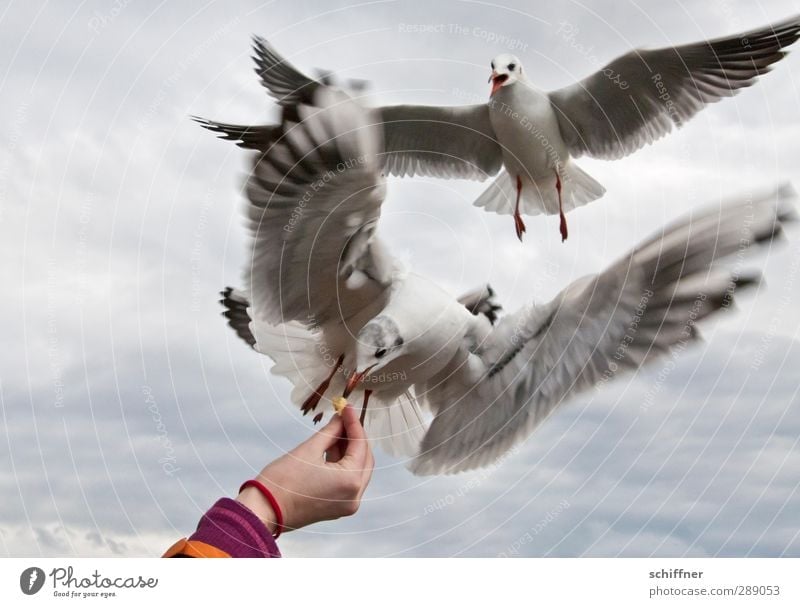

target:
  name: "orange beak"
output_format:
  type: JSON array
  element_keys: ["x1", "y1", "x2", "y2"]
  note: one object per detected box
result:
[
  {"x1": 489, "y1": 72, "x2": 508, "y2": 96},
  {"x1": 343, "y1": 364, "x2": 377, "y2": 397}
]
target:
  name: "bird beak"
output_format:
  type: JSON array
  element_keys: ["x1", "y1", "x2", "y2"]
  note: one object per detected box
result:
[
  {"x1": 343, "y1": 364, "x2": 377, "y2": 398},
  {"x1": 489, "y1": 72, "x2": 508, "y2": 96}
]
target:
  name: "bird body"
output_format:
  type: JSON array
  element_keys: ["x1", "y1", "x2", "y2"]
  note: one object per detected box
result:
[
  {"x1": 489, "y1": 79, "x2": 566, "y2": 181},
  {"x1": 482, "y1": 75, "x2": 605, "y2": 237}
]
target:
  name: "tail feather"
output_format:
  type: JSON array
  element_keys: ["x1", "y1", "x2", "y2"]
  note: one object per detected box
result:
[
  {"x1": 365, "y1": 391, "x2": 428, "y2": 458},
  {"x1": 474, "y1": 163, "x2": 605, "y2": 217}
]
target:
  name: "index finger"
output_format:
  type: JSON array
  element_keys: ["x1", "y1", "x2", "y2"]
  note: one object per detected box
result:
[{"x1": 338, "y1": 405, "x2": 370, "y2": 466}]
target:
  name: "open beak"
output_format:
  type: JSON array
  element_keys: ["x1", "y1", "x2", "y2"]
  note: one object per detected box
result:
[
  {"x1": 489, "y1": 72, "x2": 508, "y2": 96},
  {"x1": 343, "y1": 364, "x2": 377, "y2": 398}
]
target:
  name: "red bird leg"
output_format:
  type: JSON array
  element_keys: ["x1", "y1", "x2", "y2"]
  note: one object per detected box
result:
[
  {"x1": 513, "y1": 175, "x2": 526, "y2": 241},
  {"x1": 359, "y1": 390, "x2": 373, "y2": 426},
  {"x1": 300, "y1": 354, "x2": 344, "y2": 416},
  {"x1": 555, "y1": 171, "x2": 567, "y2": 242}
]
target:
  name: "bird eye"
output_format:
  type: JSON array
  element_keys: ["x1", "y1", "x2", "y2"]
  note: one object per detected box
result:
[
  {"x1": 375, "y1": 348, "x2": 387, "y2": 359},
  {"x1": 490, "y1": 62, "x2": 495, "y2": 69},
  {"x1": 508, "y1": 63, "x2": 516, "y2": 70}
]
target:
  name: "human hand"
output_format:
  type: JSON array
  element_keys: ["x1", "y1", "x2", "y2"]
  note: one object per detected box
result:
[{"x1": 237, "y1": 405, "x2": 374, "y2": 533}]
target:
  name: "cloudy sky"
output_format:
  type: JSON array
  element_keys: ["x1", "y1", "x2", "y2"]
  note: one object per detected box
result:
[{"x1": 2, "y1": 0, "x2": 800, "y2": 557}]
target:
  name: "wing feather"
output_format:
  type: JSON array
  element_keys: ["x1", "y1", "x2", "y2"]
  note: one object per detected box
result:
[
  {"x1": 252, "y1": 36, "x2": 320, "y2": 105},
  {"x1": 550, "y1": 16, "x2": 800, "y2": 160},
  {"x1": 379, "y1": 104, "x2": 503, "y2": 180},
  {"x1": 243, "y1": 88, "x2": 394, "y2": 327}
]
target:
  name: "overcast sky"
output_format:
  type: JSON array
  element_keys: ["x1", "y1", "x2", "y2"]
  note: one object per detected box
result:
[{"x1": 2, "y1": 0, "x2": 800, "y2": 557}]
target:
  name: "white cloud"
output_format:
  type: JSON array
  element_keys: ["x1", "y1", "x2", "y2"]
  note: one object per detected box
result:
[{"x1": 2, "y1": 0, "x2": 800, "y2": 557}]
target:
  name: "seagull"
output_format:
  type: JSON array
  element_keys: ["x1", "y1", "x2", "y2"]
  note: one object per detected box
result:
[
  {"x1": 210, "y1": 87, "x2": 793, "y2": 474},
  {"x1": 197, "y1": 15, "x2": 800, "y2": 242}
]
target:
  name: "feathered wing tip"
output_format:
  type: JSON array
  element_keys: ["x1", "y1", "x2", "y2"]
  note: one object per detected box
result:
[
  {"x1": 191, "y1": 116, "x2": 279, "y2": 150},
  {"x1": 457, "y1": 284, "x2": 503, "y2": 325},
  {"x1": 220, "y1": 287, "x2": 257, "y2": 349},
  {"x1": 251, "y1": 35, "x2": 319, "y2": 105}
]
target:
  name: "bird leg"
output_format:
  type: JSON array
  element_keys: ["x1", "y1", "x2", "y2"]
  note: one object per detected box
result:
[
  {"x1": 300, "y1": 354, "x2": 344, "y2": 416},
  {"x1": 555, "y1": 170, "x2": 568, "y2": 242},
  {"x1": 359, "y1": 390, "x2": 373, "y2": 426},
  {"x1": 513, "y1": 175, "x2": 526, "y2": 241}
]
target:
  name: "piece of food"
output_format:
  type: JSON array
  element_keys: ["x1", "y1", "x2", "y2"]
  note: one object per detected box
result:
[{"x1": 332, "y1": 396, "x2": 348, "y2": 415}]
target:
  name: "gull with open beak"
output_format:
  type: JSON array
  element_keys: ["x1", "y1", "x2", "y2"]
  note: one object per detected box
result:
[
  {"x1": 205, "y1": 85, "x2": 793, "y2": 474},
  {"x1": 198, "y1": 16, "x2": 800, "y2": 242}
]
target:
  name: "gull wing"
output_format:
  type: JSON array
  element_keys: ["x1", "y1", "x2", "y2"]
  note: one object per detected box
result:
[{"x1": 413, "y1": 187, "x2": 795, "y2": 474}]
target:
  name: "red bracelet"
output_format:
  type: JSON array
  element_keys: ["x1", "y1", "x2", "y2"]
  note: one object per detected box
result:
[{"x1": 239, "y1": 479, "x2": 284, "y2": 538}]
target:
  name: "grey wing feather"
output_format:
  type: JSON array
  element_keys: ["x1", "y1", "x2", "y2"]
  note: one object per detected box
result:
[
  {"x1": 549, "y1": 16, "x2": 800, "y2": 160},
  {"x1": 220, "y1": 287, "x2": 257, "y2": 349},
  {"x1": 252, "y1": 35, "x2": 320, "y2": 105},
  {"x1": 379, "y1": 104, "x2": 503, "y2": 180},
  {"x1": 192, "y1": 116, "x2": 280, "y2": 149},
  {"x1": 244, "y1": 88, "x2": 393, "y2": 327},
  {"x1": 413, "y1": 186, "x2": 795, "y2": 475}
]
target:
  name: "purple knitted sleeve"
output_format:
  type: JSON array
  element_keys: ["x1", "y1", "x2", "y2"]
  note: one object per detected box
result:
[{"x1": 187, "y1": 497, "x2": 281, "y2": 558}]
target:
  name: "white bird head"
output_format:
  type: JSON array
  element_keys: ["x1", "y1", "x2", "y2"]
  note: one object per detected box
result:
[
  {"x1": 343, "y1": 316, "x2": 405, "y2": 396},
  {"x1": 488, "y1": 54, "x2": 523, "y2": 95}
]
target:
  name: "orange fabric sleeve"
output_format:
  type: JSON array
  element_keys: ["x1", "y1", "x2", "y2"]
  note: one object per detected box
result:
[{"x1": 162, "y1": 538, "x2": 231, "y2": 558}]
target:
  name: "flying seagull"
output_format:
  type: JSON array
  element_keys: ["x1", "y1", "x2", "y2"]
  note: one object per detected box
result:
[
  {"x1": 212, "y1": 87, "x2": 793, "y2": 474},
  {"x1": 197, "y1": 15, "x2": 800, "y2": 242}
]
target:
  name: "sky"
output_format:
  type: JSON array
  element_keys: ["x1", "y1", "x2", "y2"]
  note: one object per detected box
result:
[{"x1": 1, "y1": 0, "x2": 800, "y2": 557}]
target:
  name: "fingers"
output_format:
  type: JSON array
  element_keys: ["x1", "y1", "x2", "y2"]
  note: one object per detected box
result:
[
  {"x1": 339, "y1": 405, "x2": 369, "y2": 465},
  {"x1": 341, "y1": 404, "x2": 367, "y2": 441},
  {"x1": 305, "y1": 411, "x2": 344, "y2": 452}
]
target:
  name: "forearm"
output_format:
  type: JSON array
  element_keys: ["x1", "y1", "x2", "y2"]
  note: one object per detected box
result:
[{"x1": 163, "y1": 498, "x2": 281, "y2": 558}]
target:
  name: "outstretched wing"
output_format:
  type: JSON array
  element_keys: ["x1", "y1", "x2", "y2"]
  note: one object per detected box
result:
[
  {"x1": 378, "y1": 104, "x2": 503, "y2": 180},
  {"x1": 413, "y1": 187, "x2": 795, "y2": 475},
  {"x1": 549, "y1": 16, "x2": 800, "y2": 160},
  {"x1": 250, "y1": 36, "x2": 502, "y2": 180},
  {"x1": 243, "y1": 87, "x2": 394, "y2": 328}
]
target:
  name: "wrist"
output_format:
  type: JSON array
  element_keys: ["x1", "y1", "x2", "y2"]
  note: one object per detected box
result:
[{"x1": 236, "y1": 479, "x2": 287, "y2": 536}]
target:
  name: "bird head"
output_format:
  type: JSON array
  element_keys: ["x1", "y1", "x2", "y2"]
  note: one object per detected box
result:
[
  {"x1": 343, "y1": 316, "x2": 405, "y2": 397},
  {"x1": 488, "y1": 54, "x2": 523, "y2": 95}
]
